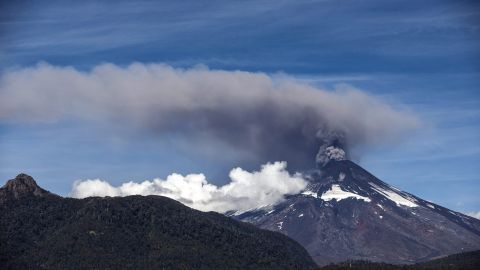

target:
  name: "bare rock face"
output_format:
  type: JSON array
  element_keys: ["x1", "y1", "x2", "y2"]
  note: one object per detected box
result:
[
  {"x1": 232, "y1": 160, "x2": 480, "y2": 266},
  {"x1": 0, "y1": 173, "x2": 57, "y2": 203}
]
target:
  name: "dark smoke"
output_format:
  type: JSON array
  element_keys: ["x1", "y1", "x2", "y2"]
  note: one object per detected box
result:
[
  {"x1": 315, "y1": 131, "x2": 349, "y2": 167},
  {"x1": 149, "y1": 102, "x2": 327, "y2": 170}
]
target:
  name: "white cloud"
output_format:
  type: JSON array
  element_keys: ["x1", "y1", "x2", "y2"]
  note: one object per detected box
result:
[
  {"x1": 466, "y1": 211, "x2": 480, "y2": 220},
  {"x1": 70, "y1": 161, "x2": 307, "y2": 213}
]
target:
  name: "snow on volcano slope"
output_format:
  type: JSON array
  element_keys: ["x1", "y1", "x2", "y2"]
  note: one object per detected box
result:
[{"x1": 320, "y1": 184, "x2": 371, "y2": 202}]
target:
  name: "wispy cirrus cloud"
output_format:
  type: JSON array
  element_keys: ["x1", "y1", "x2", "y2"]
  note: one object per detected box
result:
[{"x1": 1, "y1": 0, "x2": 478, "y2": 73}]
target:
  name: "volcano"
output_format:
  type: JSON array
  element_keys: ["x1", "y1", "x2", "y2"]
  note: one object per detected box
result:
[{"x1": 232, "y1": 156, "x2": 480, "y2": 266}]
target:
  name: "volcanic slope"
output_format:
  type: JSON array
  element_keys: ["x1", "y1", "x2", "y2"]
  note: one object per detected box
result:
[{"x1": 233, "y1": 159, "x2": 480, "y2": 266}]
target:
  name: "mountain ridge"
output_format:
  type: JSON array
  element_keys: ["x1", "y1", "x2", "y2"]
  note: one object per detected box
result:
[{"x1": 0, "y1": 174, "x2": 316, "y2": 270}]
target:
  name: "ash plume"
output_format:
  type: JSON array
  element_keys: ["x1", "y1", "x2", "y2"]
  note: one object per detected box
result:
[
  {"x1": 315, "y1": 131, "x2": 348, "y2": 167},
  {"x1": 0, "y1": 63, "x2": 419, "y2": 170}
]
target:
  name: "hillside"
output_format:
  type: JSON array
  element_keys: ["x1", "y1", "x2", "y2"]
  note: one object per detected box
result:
[
  {"x1": 0, "y1": 174, "x2": 316, "y2": 270},
  {"x1": 317, "y1": 250, "x2": 480, "y2": 270}
]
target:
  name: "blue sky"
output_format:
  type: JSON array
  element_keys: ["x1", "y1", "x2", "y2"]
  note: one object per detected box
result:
[{"x1": 0, "y1": 0, "x2": 479, "y2": 214}]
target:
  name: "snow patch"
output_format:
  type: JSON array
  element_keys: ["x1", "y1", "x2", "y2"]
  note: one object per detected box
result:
[
  {"x1": 277, "y1": 221, "x2": 284, "y2": 230},
  {"x1": 301, "y1": 190, "x2": 319, "y2": 198},
  {"x1": 426, "y1": 203, "x2": 435, "y2": 209},
  {"x1": 449, "y1": 210, "x2": 459, "y2": 216},
  {"x1": 298, "y1": 213, "x2": 304, "y2": 217},
  {"x1": 377, "y1": 204, "x2": 384, "y2": 210},
  {"x1": 369, "y1": 183, "x2": 418, "y2": 208},
  {"x1": 321, "y1": 184, "x2": 371, "y2": 202},
  {"x1": 338, "y1": 172, "x2": 346, "y2": 181}
]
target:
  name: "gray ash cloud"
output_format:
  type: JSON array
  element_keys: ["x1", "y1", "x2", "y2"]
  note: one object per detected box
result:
[
  {"x1": 315, "y1": 131, "x2": 348, "y2": 167},
  {"x1": 0, "y1": 63, "x2": 419, "y2": 171}
]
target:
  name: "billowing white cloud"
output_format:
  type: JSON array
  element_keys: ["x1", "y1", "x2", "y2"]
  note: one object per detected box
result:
[
  {"x1": 70, "y1": 161, "x2": 307, "y2": 213},
  {"x1": 0, "y1": 63, "x2": 418, "y2": 169}
]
